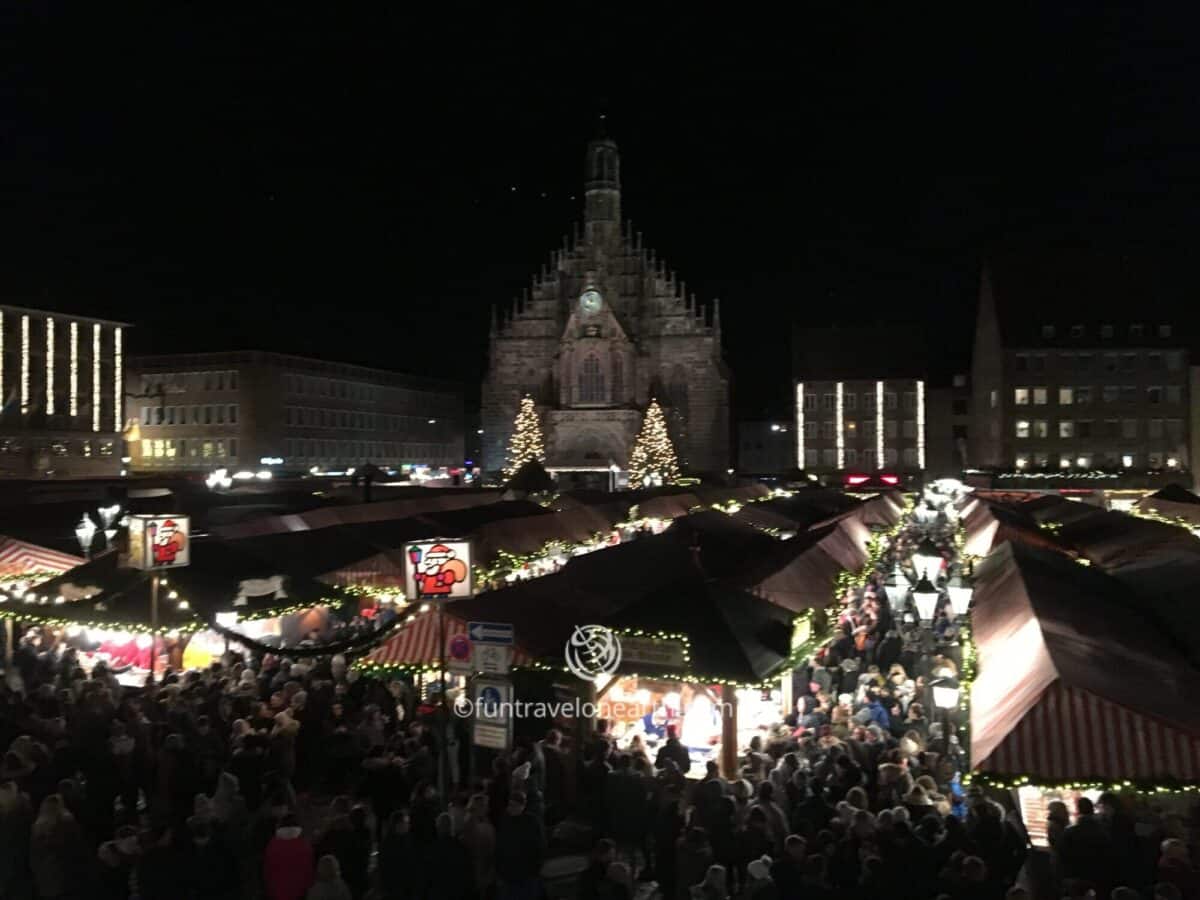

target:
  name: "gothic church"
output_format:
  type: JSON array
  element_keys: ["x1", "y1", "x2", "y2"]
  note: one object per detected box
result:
[{"x1": 481, "y1": 132, "x2": 730, "y2": 480}]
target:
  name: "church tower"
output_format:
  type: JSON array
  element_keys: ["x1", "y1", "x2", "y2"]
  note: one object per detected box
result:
[{"x1": 481, "y1": 130, "x2": 731, "y2": 483}]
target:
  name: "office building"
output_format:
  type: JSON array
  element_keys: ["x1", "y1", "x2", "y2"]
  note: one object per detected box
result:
[
  {"x1": 129, "y1": 351, "x2": 463, "y2": 473},
  {"x1": 0, "y1": 305, "x2": 126, "y2": 478}
]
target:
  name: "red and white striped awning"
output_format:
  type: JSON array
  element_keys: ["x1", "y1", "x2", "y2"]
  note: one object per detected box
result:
[
  {"x1": 978, "y1": 681, "x2": 1200, "y2": 781},
  {"x1": 365, "y1": 609, "x2": 533, "y2": 669},
  {"x1": 0, "y1": 537, "x2": 84, "y2": 579}
]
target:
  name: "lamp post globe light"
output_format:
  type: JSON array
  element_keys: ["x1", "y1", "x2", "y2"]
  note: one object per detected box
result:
[
  {"x1": 75, "y1": 513, "x2": 98, "y2": 558},
  {"x1": 912, "y1": 575, "x2": 940, "y2": 625},
  {"x1": 947, "y1": 576, "x2": 973, "y2": 619}
]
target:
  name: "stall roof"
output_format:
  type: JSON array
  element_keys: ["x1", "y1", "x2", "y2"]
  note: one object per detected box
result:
[
  {"x1": 971, "y1": 541, "x2": 1200, "y2": 782},
  {"x1": 15, "y1": 540, "x2": 347, "y2": 629}
]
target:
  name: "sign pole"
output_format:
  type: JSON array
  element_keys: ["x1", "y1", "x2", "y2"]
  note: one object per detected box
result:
[
  {"x1": 149, "y1": 574, "x2": 159, "y2": 683},
  {"x1": 438, "y1": 596, "x2": 449, "y2": 800}
]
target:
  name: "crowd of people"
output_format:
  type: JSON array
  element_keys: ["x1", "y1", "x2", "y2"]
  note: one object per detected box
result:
[{"x1": 0, "y1": 509, "x2": 1196, "y2": 899}]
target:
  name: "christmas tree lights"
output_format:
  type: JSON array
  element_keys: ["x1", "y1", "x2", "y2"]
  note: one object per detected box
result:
[
  {"x1": 503, "y1": 395, "x2": 546, "y2": 479},
  {"x1": 628, "y1": 398, "x2": 680, "y2": 486}
]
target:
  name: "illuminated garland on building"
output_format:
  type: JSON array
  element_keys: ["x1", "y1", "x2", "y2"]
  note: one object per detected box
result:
[
  {"x1": 875, "y1": 380, "x2": 884, "y2": 469},
  {"x1": 963, "y1": 772, "x2": 1200, "y2": 795},
  {"x1": 45, "y1": 317, "x2": 54, "y2": 415},
  {"x1": 20, "y1": 315, "x2": 29, "y2": 415},
  {"x1": 503, "y1": 394, "x2": 546, "y2": 479},
  {"x1": 114, "y1": 326, "x2": 123, "y2": 432},
  {"x1": 795, "y1": 381, "x2": 805, "y2": 468},
  {"x1": 92, "y1": 323, "x2": 101, "y2": 432},
  {"x1": 628, "y1": 398, "x2": 680, "y2": 486},
  {"x1": 69, "y1": 321, "x2": 78, "y2": 417},
  {"x1": 916, "y1": 379, "x2": 926, "y2": 470},
  {"x1": 835, "y1": 382, "x2": 844, "y2": 470}
]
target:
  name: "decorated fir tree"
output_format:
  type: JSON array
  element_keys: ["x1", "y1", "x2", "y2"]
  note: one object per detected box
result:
[
  {"x1": 628, "y1": 398, "x2": 680, "y2": 486},
  {"x1": 503, "y1": 395, "x2": 545, "y2": 479}
]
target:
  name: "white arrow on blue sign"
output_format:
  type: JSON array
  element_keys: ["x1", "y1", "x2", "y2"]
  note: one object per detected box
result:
[{"x1": 468, "y1": 621, "x2": 514, "y2": 645}]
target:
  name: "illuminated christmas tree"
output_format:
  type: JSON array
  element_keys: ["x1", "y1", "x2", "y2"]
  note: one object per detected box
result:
[
  {"x1": 628, "y1": 398, "x2": 680, "y2": 486},
  {"x1": 503, "y1": 395, "x2": 545, "y2": 479}
]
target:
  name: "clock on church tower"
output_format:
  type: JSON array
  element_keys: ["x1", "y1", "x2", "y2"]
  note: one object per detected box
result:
[{"x1": 579, "y1": 289, "x2": 603, "y2": 315}]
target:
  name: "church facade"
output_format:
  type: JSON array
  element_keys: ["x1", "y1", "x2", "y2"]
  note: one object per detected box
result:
[{"x1": 481, "y1": 134, "x2": 730, "y2": 480}]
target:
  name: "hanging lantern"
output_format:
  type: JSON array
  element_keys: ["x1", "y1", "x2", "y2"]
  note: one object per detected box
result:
[
  {"x1": 912, "y1": 575, "x2": 940, "y2": 624},
  {"x1": 947, "y1": 576, "x2": 973, "y2": 619},
  {"x1": 913, "y1": 538, "x2": 943, "y2": 582}
]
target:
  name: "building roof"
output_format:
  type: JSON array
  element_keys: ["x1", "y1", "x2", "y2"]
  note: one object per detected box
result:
[
  {"x1": 0, "y1": 302, "x2": 130, "y2": 327},
  {"x1": 128, "y1": 349, "x2": 463, "y2": 392},
  {"x1": 979, "y1": 248, "x2": 1192, "y2": 350}
]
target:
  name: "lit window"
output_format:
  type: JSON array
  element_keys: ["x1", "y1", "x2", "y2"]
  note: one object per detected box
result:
[
  {"x1": 1059, "y1": 455, "x2": 1071, "y2": 469},
  {"x1": 1059, "y1": 420, "x2": 1074, "y2": 438},
  {"x1": 1076, "y1": 455, "x2": 1090, "y2": 468},
  {"x1": 1015, "y1": 455, "x2": 1028, "y2": 469},
  {"x1": 989, "y1": 389, "x2": 998, "y2": 408},
  {"x1": 1058, "y1": 387, "x2": 1073, "y2": 405},
  {"x1": 1014, "y1": 388, "x2": 1029, "y2": 406},
  {"x1": 845, "y1": 420, "x2": 857, "y2": 434},
  {"x1": 1015, "y1": 420, "x2": 1030, "y2": 438},
  {"x1": 1032, "y1": 387, "x2": 1048, "y2": 405},
  {"x1": 1033, "y1": 420, "x2": 1049, "y2": 438}
]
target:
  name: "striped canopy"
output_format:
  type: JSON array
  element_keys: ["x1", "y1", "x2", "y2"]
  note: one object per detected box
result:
[
  {"x1": 365, "y1": 608, "x2": 533, "y2": 669},
  {"x1": 0, "y1": 536, "x2": 84, "y2": 578}
]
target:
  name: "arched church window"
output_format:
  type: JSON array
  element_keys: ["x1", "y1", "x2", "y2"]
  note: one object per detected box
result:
[
  {"x1": 612, "y1": 354, "x2": 623, "y2": 403},
  {"x1": 578, "y1": 354, "x2": 606, "y2": 404}
]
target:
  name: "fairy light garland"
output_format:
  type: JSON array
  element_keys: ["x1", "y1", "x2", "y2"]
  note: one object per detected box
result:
[{"x1": 963, "y1": 772, "x2": 1200, "y2": 795}]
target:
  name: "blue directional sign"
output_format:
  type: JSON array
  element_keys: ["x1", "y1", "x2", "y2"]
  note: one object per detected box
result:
[{"x1": 468, "y1": 621, "x2": 514, "y2": 645}]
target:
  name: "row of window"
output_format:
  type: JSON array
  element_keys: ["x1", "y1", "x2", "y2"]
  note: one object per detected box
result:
[
  {"x1": 800, "y1": 392, "x2": 917, "y2": 412},
  {"x1": 140, "y1": 371, "x2": 239, "y2": 395},
  {"x1": 1013, "y1": 385, "x2": 1184, "y2": 407},
  {"x1": 140, "y1": 438, "x2": 237, "y2": 460},
  {"x1": 802, "y1": 420, "x2": 921, "y2": 440},
  {"x1": 801, "y1": 447, "x2": 921, "y2": 467},
  {"x1": 141, "y1": 405, "x2": 238, "y2": 426},
  {"x1": 0, "y1": 439, "x2": 115, "y2": 457},
  {"x1": 1015, "y1": 350, "x2": 1184, "y2": 373},
  {"x1": 1014, "y1": 418, "x2": 1186, "y2": 441},
  {"x1": 1016, "y1": 451, "x2": 1181, "y2": 470},
  {"x1": 282, "y1": 438, "x2": 456, "y2": 462},
  {"x1": 1038, "y1": 324, "x2": 1172, "y2": 340},
  {"x1": 283, "y1": 406, "x2": 442, "y2": 432},
  {"x1": 284, "y1": 372, "x2": 379, "y2": 402}
]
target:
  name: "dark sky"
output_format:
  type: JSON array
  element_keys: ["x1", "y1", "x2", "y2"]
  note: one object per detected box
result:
[{"x1": 2, "y1": 6, "x2": 1198, "y2": 418}]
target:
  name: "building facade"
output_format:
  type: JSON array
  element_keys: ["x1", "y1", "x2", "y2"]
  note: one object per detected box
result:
[
  {"x1": 736, "y1": 420, "x2": 794, "y2": 474},
  {"x1": 970, "y1": 266, "x2": 1190, "y2": 477},
  {"x1": 480, "y1": 133, "x2": 730, "y2": 480},
  {"x1": 129, "y1": 351, "x2": 463, "y2": 472},
  {"x1": 794, "y1": 378, "x2": 928, "y2": 475},
  {"x1": 0, "y1": 305, "x2": 126, "y2": 478}
]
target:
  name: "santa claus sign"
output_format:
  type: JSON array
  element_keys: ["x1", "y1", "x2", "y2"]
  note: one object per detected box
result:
[
  {"x1": 405, "y1": 539, "x2": 473, "y2": 600},
  {"x1": 128, "y1": 515, "x2": 191, "y2": 570}
]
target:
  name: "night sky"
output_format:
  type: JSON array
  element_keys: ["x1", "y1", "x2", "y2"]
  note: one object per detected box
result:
[{"x1": 2, "y1": 7, "x2": 1198, "y2": 418}]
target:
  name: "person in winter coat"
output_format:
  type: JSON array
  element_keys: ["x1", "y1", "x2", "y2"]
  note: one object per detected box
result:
[
  {"x1": 676, "y1": 827, "x2": 714, "y2": 900},
  {"x1": 186, "y1": 818, "x2": 241, "y2": 900},
  {"x1": 264, "y1": 813, "x2": 315, "y2": 900},
  {"x1": 378, "y1": 809, "x2": 418, "y2": 900},
  {"x1": 690, "y1": 863, "x2": 729, "y2": 900},
  {"x1": 306, "y1": 854, "x2": 352, "y2": 900},
  {"x1": 495, "y1": 790, "x2": 545, "y2": 899},
  {"x1": 459, "y1": 793, "x2": 496, "y2": 896},
  {"x1": 656, "y1": 726, "x2": 691, "y2": 774},
  {"x1": 425, "y1": 812, "x2": 474, "y2": 899},
  {"x1": 29, "y1": 793, "x2": 87, "y2": 899}
]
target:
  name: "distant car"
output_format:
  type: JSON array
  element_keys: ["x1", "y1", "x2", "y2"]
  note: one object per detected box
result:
[{"x1": 843, "y1": 472, "x2": 905, "y2": 490}]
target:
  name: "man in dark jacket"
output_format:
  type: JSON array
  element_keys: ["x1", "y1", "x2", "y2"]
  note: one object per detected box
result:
[
  {"x1": 1058, "y1": 796, "x2": 1114, "y2": 894},
  {"x1": 654, "y1": 725, "x2": 690, "y2": 774},
  {"x1": 495, "y1": 791, "x2": 545, "y2": 899},
  {"x1": 771, "y1": 834, "x2": 806, "y2": 899}
]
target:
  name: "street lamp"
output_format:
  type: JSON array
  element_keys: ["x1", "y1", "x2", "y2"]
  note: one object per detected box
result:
[
  {"x1": 608, "y1": 463, "x2": 620, "y2": 493},
  {"x1": 931, "y1": 674, "x2": 961, "y2": 712},
  {"x1": 913, "y1": 538, "x2": 943, "y2": 582},
  {"x1": 912, "y1": 575, "x2": 940, "y2": 625},
  {"x1": 74, "y1": 514, "x2": 98, "y2": 558},
  {"x1": 947, "y1": 576, "x2": 973, "y2": 620}
]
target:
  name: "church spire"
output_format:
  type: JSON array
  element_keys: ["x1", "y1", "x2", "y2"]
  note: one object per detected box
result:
[{"x1": 584, "y1": 116, "x2": 621, "y2": 243}]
